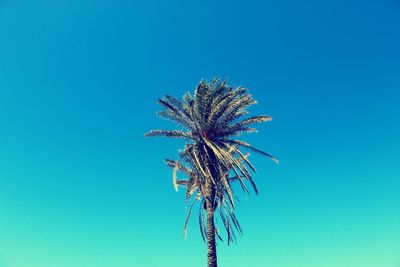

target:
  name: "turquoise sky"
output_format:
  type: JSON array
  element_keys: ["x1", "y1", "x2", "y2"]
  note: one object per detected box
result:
[{"x1": 0, "y1": 0, "x2": 399, "y2": 266}]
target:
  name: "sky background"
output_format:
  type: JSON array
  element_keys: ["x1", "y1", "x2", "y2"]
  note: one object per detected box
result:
[{"x1": 0, "y1": 0, "x2": 399, "y2": 266}]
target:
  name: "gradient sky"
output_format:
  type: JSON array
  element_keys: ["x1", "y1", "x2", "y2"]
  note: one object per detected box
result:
[{"x1": 0, "y1": 0, "x2": 399, "y2": 266}]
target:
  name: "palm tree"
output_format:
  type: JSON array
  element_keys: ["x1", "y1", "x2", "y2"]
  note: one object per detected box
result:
[{"x1": 145, "y1": 78, "x2": 278, "y2": 267}]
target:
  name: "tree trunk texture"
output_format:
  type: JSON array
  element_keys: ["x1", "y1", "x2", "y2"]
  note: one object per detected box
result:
[
  {"x1": 204, "y1": 145, "x2": 218, "y2": 267},
  {"x1": 206, "y1": 200, "x2": 217, "y2": 267}
]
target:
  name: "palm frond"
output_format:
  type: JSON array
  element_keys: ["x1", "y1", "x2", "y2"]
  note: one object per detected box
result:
[
  {"x1": 184, "y1": 197, "x2": 198, "y2": 239},
  {"x1": 165, "y1": 159, "x2": 192, "y2": 175},
  {"x1": 226, "y1": 140, "x2": 279, "y2": 164},
  {"x1": 203, "y1": 139, "x2": 250, "y2": 194},
  {"x1": 172, "y1": 164, "x2": 179, "y2": 191},
  {"x1": 219, "y1": 126, "x2": 257, "y2": 138},
  {"x1": 199, "y1": 199, "x2": 207, "y2": 241},
  {"x1": 216, "y1": 94, "x2": 256, "y2": 127},
  {"x1": 237, "y1": 115, "x2": 272, "y2": 125},
  {"x1": 220, "y1": 115, "x2": 271, "y2": 137},
  {"x1": 194, "y1": 80, "x2": 213, "y2": 124},
  {"x1": 158, "y1": 98, "x2": 195, "y2": 130},
  {"x1": 208, "y1": 86, "x2": 247, "y2": 127},
  {"x1": 144, "y1": 129, "x2": 193, "y2": 139}
]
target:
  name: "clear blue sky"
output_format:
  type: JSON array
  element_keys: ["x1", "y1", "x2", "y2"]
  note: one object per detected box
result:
[{"x1": 0, "y1": 0, "x2": 399, "y2": 266}]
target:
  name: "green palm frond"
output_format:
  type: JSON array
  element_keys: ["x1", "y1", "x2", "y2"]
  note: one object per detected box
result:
[
  {"x1": 216, "y1": 94, "x2": 256, "y2": 127},
  {"x1": 157, "y1": 97, "x2": 196, "y2": 130},
  {"x1": 144, "y1": 130, "x2": 194, "y2": 140},
  {"x1": 208, "y1": 86, "x2": 247, "y2": 128},
  {"x1": 237, "y1": 115, "x2": 272, "y2": 125}
]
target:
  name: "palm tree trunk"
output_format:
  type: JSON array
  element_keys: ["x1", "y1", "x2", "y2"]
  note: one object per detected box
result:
[
  {"x1": 204, "y1": 145, "x2": 218, "y2": 267},
  {"x1": 206, "y1": 201, "x2": 217, "y2": 267}
]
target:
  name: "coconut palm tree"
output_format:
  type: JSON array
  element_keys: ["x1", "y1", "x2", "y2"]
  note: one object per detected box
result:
[{"x1": 145, "y1": 78, "x2": 278, "y2": 267}]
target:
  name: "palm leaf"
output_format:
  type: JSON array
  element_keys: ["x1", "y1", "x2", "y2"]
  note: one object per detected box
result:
[
  {"x1": 144, "y1": 129, "x2": 193, "y2": 139},
  {"x1": 226, "y1": 140, "x2": 280, "y2": 164}
]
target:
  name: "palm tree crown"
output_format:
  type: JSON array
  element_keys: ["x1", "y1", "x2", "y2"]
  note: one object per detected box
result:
[{"x1": 145, "y1": 78, "x2": 278, "y2": 266}]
